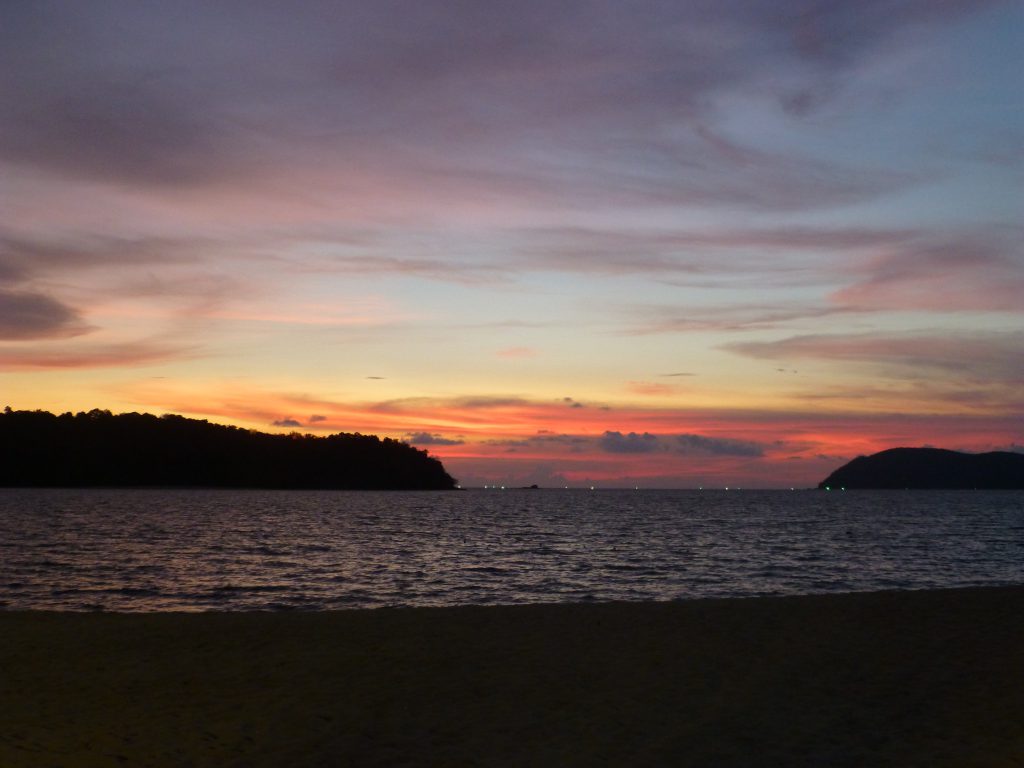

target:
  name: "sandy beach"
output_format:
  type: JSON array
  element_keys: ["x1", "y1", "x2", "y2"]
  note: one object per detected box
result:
[{"x1": 2, "y1": 586, "x2": 1022, "y2": 767}]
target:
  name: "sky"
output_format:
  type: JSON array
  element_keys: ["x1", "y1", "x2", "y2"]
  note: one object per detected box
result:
[{"x1": 1, "y1": 0, "x2": 1022, "y2": 488}]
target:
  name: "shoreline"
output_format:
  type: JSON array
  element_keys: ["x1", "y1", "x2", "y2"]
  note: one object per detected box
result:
[{"x1": 3, "y1": 586, "x2": 1023, "y2": 766}]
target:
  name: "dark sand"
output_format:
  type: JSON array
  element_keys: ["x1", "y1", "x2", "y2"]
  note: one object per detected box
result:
[{"x1": 2, "y1": 587, "x2": 1023, "y2": 767}]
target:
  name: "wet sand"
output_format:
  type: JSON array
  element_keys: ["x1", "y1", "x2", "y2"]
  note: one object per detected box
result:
[{"x1": 2, "y1": 586, "x2": 1022, "y2": 767}]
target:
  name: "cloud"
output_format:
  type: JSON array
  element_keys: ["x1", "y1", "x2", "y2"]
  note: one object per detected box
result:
[
  {"x1": 510, "y1": 223, "x2": 916, "y2": 282},
  {"x1": 676, "y1": 433, "x2": 764, "y2": 457},
  {"x1": 0, "y1": 339, "x2": 192, "y2": 369},
  {"x1": 0, "y1": 232, "x2": 215, "y2": 277},
  {"x1": 271, "y1": 419, "x2": 302, "y2": 428},
  {"x1": 626, "y1": 303, "x2": 845, "y2": 334},
  {"x1": 0, "y1": 233, "x2": 250, "y2": 338},
  {"x1": 779, "y1": 0, "x2": 1000, "y2": 65},
  {"x1": 406, "y1": 432, "x2": 464, "y2": 446},
  {"x1": 609, "y1": 227, "x2": 1022, "y2": 334},
  {"x1": 0, "y1": 5, "x2": 249, "y2": 187},
  {"x1": 485, "y1": 433, "x2": 589, "y2": 451},
  {"x1": 600, "y1": 431, "x2": 661, "y2": 454},
  {"x1": 590, "y1": 430, "x2": 769, "y2": 458},
  {"x1": 725, "y1": 331, "x2": 1024, "y2": 382},
  {"x1": 830, "y1": 232, "x2": 1024, "y2": 313},
  {"x1": 0, "y1": 290, "x2": 89, "y2": 340},
  {"x1": 316, "y1": 254, "x2": 507, "y2": 285},
  {"x1": 2, "y1": 86, "x2": 241, "y2": 187},
  {"x1": 1, "y1": 0, "x2": 990, "y2": 209},
  {"x1": 308, "y1": 414, "x2": 327, "y2": 423},
  {"x1": 450, "y1": 396, "x2": 533, "y2": 410}
]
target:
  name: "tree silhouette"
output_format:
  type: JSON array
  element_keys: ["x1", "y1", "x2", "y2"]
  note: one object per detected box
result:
[
  {"x1": 0, "y1": 409, "x2": 457, "y2": 490},
  {"x1": 818, "y1": 447, "x2": 1024, "y2": 489}
]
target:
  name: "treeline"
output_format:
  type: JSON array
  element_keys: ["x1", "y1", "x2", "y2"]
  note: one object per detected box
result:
[{"x1": 0, "y1": 408, "x2": 457, "y2": 490}]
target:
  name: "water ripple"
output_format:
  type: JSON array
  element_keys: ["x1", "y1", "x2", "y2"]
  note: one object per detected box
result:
[{"x1": 0, "y1": 488, "x2": 1022, "y2": 610}]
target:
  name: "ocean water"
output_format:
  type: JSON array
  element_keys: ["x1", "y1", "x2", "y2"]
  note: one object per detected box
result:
[{"x1": 0, "y1": 488, "x2": 1021, "y2": 611}]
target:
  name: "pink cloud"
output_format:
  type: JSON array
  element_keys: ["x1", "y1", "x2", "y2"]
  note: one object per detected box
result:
[
  {"x1": 0, "y1": 340, "x2": 194, "y2": 369},
  {"x1": 725, "y1": 331, "x2": 1024, "y2": 383},
  {"x1": 831, "y1": 235, "x2": 1024, "y2": 312}
]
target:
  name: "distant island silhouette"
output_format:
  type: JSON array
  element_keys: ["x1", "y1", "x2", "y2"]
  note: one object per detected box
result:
[
  {"x1": 819, "y1": 447, "x2": 1024, "y2": 490},
  {"x1": 0, "y1": 408, "x2": 457, "y2": 490}
]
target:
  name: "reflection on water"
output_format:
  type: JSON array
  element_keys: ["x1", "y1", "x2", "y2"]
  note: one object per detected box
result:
[{"x1": 1, "y1": 488, "x2": 1022, "y2": 611}]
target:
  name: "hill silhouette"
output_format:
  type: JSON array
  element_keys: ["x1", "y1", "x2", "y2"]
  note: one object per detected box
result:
[
  {"x1": 0, "y1": 408, "x2": 456, "y2": 490},
  {"x1": 819, "y1": 447, "x2": 1024, "y2": 490}
]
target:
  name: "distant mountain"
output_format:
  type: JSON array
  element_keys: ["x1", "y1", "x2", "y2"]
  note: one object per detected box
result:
[
  {"x1": 819, "y1": 447, "x2": 1024, "y2": 490},
  {"x1": 0, "y1": 408, "x2": 457, "y2": 490}
]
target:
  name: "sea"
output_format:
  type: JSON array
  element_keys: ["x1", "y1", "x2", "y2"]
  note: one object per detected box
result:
[{"x1": 1, "y1": 488, "x2": 1022, "y2": 611}]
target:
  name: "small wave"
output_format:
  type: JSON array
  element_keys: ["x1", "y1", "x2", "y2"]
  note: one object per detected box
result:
[
  {"x1": 460, "y1": 566, "x2": 507, "y2": 575},
  {"x1": 114, "y1": 587, "x2": 161, "y2": 596},
  {"x1": 211, "y1": 584, "x2": 291, "y2": 593}
]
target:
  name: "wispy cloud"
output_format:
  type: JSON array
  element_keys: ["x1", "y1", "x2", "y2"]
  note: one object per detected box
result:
[
  {"x1": 625, "y1": 303, "x2": 845, "y2": 334},
  {"x1": 0, "y1": 290, "x2": 90, "y2": 340},
  {"x1": 830, "y1": 231, "x2": 1024, "y2": 312},
  {"x1": 406, "y1": 432, "x2": 465, "y2": 446},
  {"x1": 725, "y1": 331, "x2": 1024, "y2": 382},
  {"x1": 2, "y1": 0, "x2": 987, "y2": 206},
  {"x1": 0, "y1": 339, "x2": 194, "y2": 369},
  {"x1": 0, "y1": 233, "x2": 205, "y2": 279},
  {"x1": 512, "y1": 224, "x2": 916, "y2": 278}
]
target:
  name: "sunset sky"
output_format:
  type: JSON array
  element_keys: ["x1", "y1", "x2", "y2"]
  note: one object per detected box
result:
[{"x1": 2, "y1": 0, "x2": 1021, "y2": 487}]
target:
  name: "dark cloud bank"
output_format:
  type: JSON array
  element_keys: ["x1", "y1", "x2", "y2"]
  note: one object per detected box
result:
[
  {"x1": 1, "y1": 0, "x2": 998, "y2": 207},
  {"x1": 599, "y1": 431, "x2": 765, "y2": 457}
]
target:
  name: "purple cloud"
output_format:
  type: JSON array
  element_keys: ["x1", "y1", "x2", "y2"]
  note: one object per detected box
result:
[
  {"x1": 406, "y1": 432, "x2": 464, "y2": 446},
  {"x1": 1, "y1": 0, "x2": 991, "y2": 208},
  {"x1": 725, "y1": 331, "x2": 1024, "y2": 382},
  {"x1": 0, "y1": 290, "x2": 89, "y2": 340},
  {"x1": 600, "y1": 431, "x2": 661, "y2": 454},
  {"x1": 0, "y1": 340, "x2": 193, "y2": 369},
  {"x1": 831, "y1": 232, "x2": 1024, "y2": 313},
  {"x1": 676, "y1": 433, "x2": 764, "y2": 458}
]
